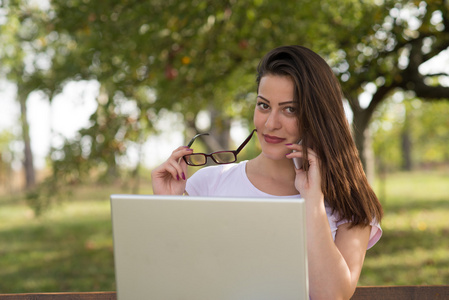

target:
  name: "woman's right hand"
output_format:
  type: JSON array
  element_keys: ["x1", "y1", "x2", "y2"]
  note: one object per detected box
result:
[{"x1": 151, "y1": 146, "x2": 193, "y2": 195}]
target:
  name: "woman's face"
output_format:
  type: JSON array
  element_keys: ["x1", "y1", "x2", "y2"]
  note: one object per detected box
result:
[{"x1": 253, "y1": 74, "x2": 301, "y2": 161}]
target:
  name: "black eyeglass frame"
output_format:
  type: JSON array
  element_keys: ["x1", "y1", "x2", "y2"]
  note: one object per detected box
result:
[{"x1": 183, "y1": 129, "x2": 257, "y2": 166}]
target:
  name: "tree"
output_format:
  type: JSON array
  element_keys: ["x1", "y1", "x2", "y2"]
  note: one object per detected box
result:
[
  {"x1": 37, "y1": 0, "x2": 347, "y2": 182},
  {"x1": 411, "y1": 99, "x2": 449, "y2": 166},
  {"x1": 48, "y1": 0, "x2": 449, "y2": 172},
  {"x1": 334, "y1": 0, "x2": 449, "y2": 168},
  {"x1": 371, "y1": 94, "x2": 449, "y2": 172},
  {"x1": 0, "y1": 1, "x2": 45, "y2": 189},
  {"x1": 44, "y1": 0, "x2": 367, "y2": 153},
  {"x1": 3, "y1": 0, "x2": 449, "y2": 200},
  {"x1": 0, "y1": 0, "x2": 93, "y2": 205}
]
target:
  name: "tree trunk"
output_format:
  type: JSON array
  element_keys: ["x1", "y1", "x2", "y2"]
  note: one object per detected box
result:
[
  {"x1": 189, "y1": 107, "x2": 231, "y2": 154},
  {"x1": 18, "y1": 90, "x2": 36, "y2": 189},
  {"x1": 401, "y1": 107, "x2": 413, "y2": 171},
  {"x1": 364, "y1": 127, "x2": 376, "y2": 184},
  {"x1": 208, "y1": 108, "x2": 231, "y2": 150},
  {"x1": 401, "y1": 131, "x2": 412, "y2": 171},
  {"x1": 352, "y1": 108, "x2": 371, "y2": 172}
]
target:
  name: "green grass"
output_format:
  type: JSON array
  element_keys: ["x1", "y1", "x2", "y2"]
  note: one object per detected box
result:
[
  {"x1": 0, "y1": 207, "x2": 113, "y2": 292},
  {"x1": 0, "y1": 169, "x2": 448, "y2": 293},
  {"x1": 0, "y1": 183, "x2": 146, "y2": 293},
  {"x1": 359, "y1": 169, "x2": 449, "y2": 286}
]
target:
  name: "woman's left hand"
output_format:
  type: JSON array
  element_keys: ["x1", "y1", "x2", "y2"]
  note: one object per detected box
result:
[{"x1": 286, "y1": 145, "x2": 323, "y2": 202}]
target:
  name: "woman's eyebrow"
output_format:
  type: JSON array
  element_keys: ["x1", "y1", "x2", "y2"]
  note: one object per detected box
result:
[
  {"x1": 257, "y1": 95, "x2": 295, "y2": 106},
  {"x1": 257, "y1": 95, "x2": 270, "y2": 102}
]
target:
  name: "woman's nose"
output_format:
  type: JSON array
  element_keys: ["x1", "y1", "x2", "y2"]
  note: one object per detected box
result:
[{"x1": 265, "y1": 111, "x2": 281, "y2": 130}]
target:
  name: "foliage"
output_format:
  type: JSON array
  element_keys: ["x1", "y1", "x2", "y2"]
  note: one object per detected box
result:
[
  {"x1": 413, "y1": 100, "x2": 449, "y2": 163},
  {"x1": 44, "y1": 0, "x2": 361, "y2": 130},
  {"x1": 331, "y1": 0, "x2": 449, "y2": 167},
  {"x1": 10, "y1": 0, "x2": 366, "y2": 213},
  {"x1": 23, "y1": 0, "x2": 449, "y2": 159},
  {"x1": 1, "y1": 0, "x2": 449, "y2": 214},
  {"x1": 371, "y1": 94, "x2": 449, "y2": 172}
]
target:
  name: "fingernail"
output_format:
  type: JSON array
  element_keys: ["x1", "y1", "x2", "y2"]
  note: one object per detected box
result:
[
  {"x1": 285, "y1": 143, "x2": 293, "y2": 146},
  {"x1": 182, "y1": 172, "x2": 186, "y2": 180},
  {"x1": 176, "y1": 175, "x2": 180, "y2": 181}
]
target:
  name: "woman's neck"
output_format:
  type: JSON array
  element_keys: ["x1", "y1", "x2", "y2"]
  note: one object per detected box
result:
[{"x1": 246, "y1": 154, "x2": 299, "y2": 196}]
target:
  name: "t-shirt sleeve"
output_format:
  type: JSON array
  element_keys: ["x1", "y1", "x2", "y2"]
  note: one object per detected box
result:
[
  {"x1": 334, "y1": 218, "x2": 382, "y2": 250},
  {"x1": 367, "y1": 219, "x2": 382, "y2": 249},
  {"x1": 327, "y1": 206, "x2": 382, "y2": 250}
]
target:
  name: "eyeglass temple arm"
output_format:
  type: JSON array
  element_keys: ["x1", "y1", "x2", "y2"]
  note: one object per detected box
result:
[
  {"x1": 235, "y1": 129, "x2": 257, "y2": 154},
  {"x1": 186, "y1": 133, "x2": 209, "y2": 148}
]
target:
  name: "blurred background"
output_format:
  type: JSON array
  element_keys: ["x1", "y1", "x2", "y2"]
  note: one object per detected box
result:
[{"x1": 0, "y1": 0, "x2": 448, "y2": 293}]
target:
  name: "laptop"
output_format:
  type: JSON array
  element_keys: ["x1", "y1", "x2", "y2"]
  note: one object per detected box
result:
[{"x1": 110, "y1": 194, "x2": 309, "y2": 300}]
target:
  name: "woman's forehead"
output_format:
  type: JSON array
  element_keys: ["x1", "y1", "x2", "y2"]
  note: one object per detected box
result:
[{"x1": 258, "y1": 75, "x2": 295, "y2": 101}]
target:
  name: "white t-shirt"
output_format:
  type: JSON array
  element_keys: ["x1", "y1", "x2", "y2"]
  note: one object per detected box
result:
[{"x1": 186, "y1": 160, "x2": 382, "y2": 249}]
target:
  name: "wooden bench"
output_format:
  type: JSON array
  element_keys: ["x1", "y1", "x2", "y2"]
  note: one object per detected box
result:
[
  {"x1": 352, "y1": 286, "x2": 449, "y2": 299},
  {"x1": 0, "y1": 286, "x2": 448, "y2": 299}
]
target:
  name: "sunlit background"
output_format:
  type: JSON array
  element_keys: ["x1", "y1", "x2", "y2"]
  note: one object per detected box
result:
[
  {"x1": 1, "y1": 0, "x2": 448, "y2": 293},
  {"x1": 1, "y1": 50, "x2": 447, "y2": 169}
]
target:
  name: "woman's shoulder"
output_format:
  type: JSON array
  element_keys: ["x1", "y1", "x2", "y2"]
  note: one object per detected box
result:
[{"x1": 325, "y1": 203, "x2": 382, "y2": 249}]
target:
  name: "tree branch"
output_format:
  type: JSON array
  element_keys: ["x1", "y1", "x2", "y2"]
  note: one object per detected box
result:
[
  {"x1": 367, "y1": 84, "x2": 397, "y2": 116},
  {"x1": 425, "y1": 72, "x2": 449, "y2": 77},
  {"x1": 413, "y1": 82, "x2": 449, "y2": 100},
  {"x1": 399, "y1": 36, "x2": 449, "y2": 100}
]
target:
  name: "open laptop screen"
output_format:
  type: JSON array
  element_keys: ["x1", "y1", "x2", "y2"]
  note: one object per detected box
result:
[{"x1": 111, "y1": 194, "x2": 308, "y2": 300}]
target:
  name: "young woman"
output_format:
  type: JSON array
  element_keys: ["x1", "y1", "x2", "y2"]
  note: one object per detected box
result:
[{"x1": 151, "y1": 45, "x2": 383, "y2": 300}]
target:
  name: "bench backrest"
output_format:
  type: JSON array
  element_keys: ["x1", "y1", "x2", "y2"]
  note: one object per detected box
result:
[
  {"x1": 352, "y1": 286, "x2": 449, "y2": 300},
  {"x1": 1, "y1": 286, "x2": 448, "y2": 300}
]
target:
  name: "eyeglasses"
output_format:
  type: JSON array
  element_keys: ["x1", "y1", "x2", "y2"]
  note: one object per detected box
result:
[{"x1": 183, "y1": 129, "x2": 256, "y2": 166}]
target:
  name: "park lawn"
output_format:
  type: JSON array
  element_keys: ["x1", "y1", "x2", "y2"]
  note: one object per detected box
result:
[
  {"x1": 0, "y1": 183, "x2": 153, "y2": 293},
  {"x1": 359, "y1": 169, "x2": 449, "y2": 285},
  {"x1": 1, "y1": 169, "x2": 448, "y2": 293}
]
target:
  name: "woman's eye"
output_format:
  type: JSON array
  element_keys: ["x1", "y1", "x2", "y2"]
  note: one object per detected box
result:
[
  {"x1": 285, "y1": 106, "x2": 297, "y2": 114},
  {"x1": 257, "y1": 102, "x2": 270, "y2": 110}
]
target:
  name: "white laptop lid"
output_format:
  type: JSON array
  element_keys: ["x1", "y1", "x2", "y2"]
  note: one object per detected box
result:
[{"x1": 110, "y1": 194, "x2": 309, "y2": 300}]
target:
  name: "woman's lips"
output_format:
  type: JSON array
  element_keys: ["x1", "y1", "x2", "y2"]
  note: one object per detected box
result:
[{"x1": 263, "y1": 134, "x2": 286, "y2": 144}]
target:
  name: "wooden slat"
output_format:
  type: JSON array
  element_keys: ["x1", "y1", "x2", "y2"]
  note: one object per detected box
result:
[
  {"x1": 1, "y1": 286, "x2": 449, "y2": 299},
  {"x1": 351, "y1": 285, "x2": 449, "y2": 300},
  {"x1": 0, "y1": 292, "x2": 116, "y2": 300}
]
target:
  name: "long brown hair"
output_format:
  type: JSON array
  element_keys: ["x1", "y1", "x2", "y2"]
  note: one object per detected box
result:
[{"x1": 256, "y1": 45, "x2": 383, "y2": 226}]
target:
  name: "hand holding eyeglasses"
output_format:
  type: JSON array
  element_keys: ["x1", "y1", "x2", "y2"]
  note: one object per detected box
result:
[
  {"x1": 151, "y1": 146, "x2": 193, "y2": 195},
  {"x1": 151, "y1": 129, "x2": 256, "y2": 195}
]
